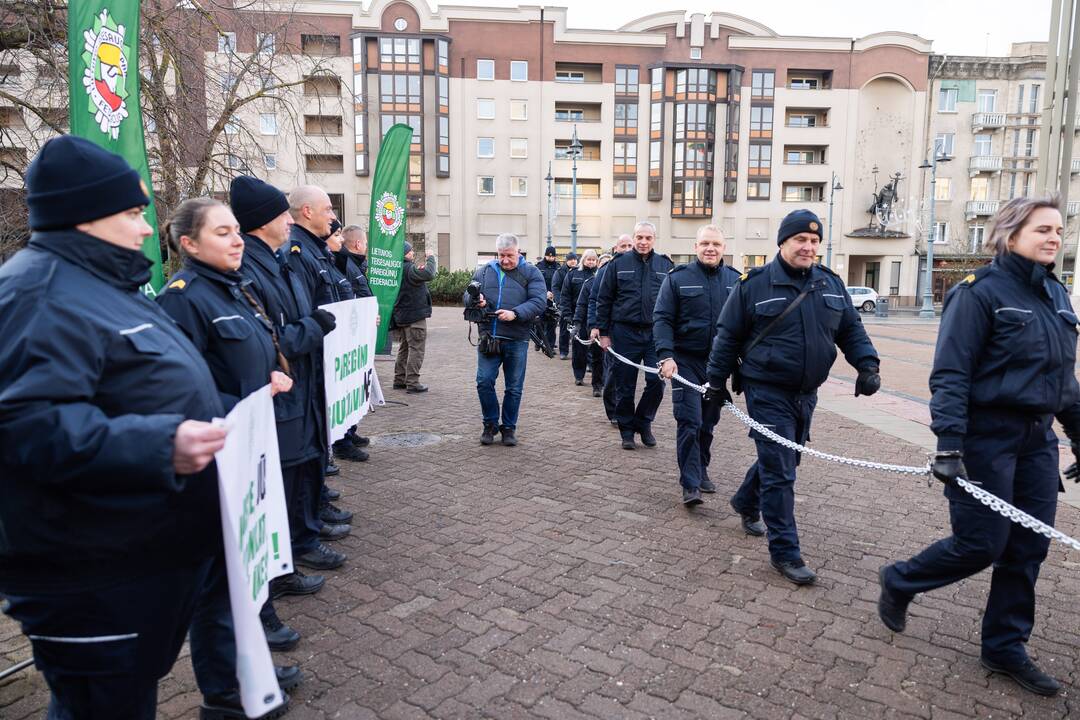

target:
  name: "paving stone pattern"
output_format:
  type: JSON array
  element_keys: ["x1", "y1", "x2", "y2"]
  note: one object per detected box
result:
[{"x1": 4, "y1": 307, "x2": 1080, "y2": 719}]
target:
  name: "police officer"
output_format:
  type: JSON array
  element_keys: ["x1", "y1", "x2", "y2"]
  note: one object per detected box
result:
[
  {"x1": 552, "y1": 251, "x2": 579, "y2": 359},
  {"x1": 595, "y1": 221, "x2": 675, "y2": 450},
  {"x1": 334, "y1": 223, "x2": 375, "y2": 454},
  {"x1": 561, "y1": 249, "x2": 598, "y2": 386},
  {"x1": 231, "y1": 176, "x2": 348, "y2": 576},
  {"x1": 589, "y1": 235, "x2": 633, "y2": 423},
  {"x1": 576, "y1": 254, "x2": 611, "y2": 397},
  {"x1": 0, "y1": 136, "x2": 228, "y2": 718},
  {"x1": 535, "y1": 245, "x2": 561, "y2": 351},
  {"x1": 156, "y1": 197, "x2": 303, "y2": 716},
  {"x1": 705, "y1": 209, "x2": 880, "y2": 585},
  {"x1": 654, "y1": 225, "x2": 741, "y2": 506},
  {"x1": 878, "y1": 196, "x2": 1080, "y2": 696}
]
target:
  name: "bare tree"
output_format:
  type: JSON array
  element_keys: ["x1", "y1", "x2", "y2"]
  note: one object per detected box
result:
[{"x1": 0, "y1": 0, "x2": 347, "y2": 262}]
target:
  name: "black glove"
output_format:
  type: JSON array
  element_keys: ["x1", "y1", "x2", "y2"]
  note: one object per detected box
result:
[
  {"x1": 855, "y1": 365, "x2": 881, "y2": 397},
  {"x1": 931, "y1": 451, "x2": 966, "y2": 488},
  {"x1": 703, "y1": 381, "x2": 733, "y2": 408},
  {"x1": 311, "y1": 308, "x2": 336, "y2": 334},
  {"x1": 1065, "y1": 442, "x2": 1080, "y2": 482}
]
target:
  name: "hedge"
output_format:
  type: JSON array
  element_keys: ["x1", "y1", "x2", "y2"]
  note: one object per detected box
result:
[{"x1": 429, "y1": 267, "x2": 475, "y2": 305}]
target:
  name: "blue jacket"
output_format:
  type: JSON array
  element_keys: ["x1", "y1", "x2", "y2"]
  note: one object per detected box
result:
[
  {"x1": 291, "y1": 224, "x2": 353, "y2": 306},
  {"x1": 930, "y1": 253, "x2": 1080, "y2": 450},
  {"x1": 595, "y1": 249, "x2": 675, "y2": 331},
  {"x1": 586, "y1": 262, "x2": 611, "y2": 330},
  {"x1": 240, "y1": 233, "x2": 325, "y2": 466},
  {"x1": 654, "y1": 259, "x2": 742, "y2": 361},
  {"x1": 575, "y1": 276, "x2": 595, "y2": 328},
  {"x1": 0, "y1": 231, "x2": 224, "y2": 593},
  {"x1": 552, "y1": 262, "x2": 573, "y2": 297},
  {"x1": 560, "y1": 265, "x2": 596, "y2": 319},
  {"x1": 536, "y1": 258, "x2": 560, "y2": 292},
  {"x1": 334, "y1": 249, "x2": 373, "y2": 298},
  {"x1": 463, "y1": 257, "x2": 548, "y2": 341},
  {"x1": 707, "y1": 257, "x2": 878, "y2": 393},
  {"x1": 157, "y1": 259, "x2": 279, "y2": 413}
]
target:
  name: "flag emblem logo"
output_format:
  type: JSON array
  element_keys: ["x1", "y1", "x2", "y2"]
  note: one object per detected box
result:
[
  {"x1": 375, "y1": 191, "x2": 404, "y2": 236},
  {"x1": 81, "y1": 9, "x2": 131, "y2": 139}
]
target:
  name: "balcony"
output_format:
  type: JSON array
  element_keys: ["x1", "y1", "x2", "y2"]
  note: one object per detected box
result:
[
  {"x1": 965, "y1": 200, "x2": 999, "y2": 218},
  {"x1": 1069, "y1": 201, "x2": 1080, "y2": 217},
  {"x1": 971, "y1": 112, "x2": 1006, "y2": 131},
  {"x1": 968, "y1": 155, "x2": 1002, "y2": 176}
]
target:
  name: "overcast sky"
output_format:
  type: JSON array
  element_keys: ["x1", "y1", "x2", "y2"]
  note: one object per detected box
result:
[{"x1": 434, "y1": 0, "x2": 1053, "y2": 57}]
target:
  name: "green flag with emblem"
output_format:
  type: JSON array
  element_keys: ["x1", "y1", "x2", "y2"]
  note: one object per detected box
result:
[
  {"x1": 68, "y1": 2, "x2": 164, "y2": 295},
  {"x1": 366, "y1": 123, "x2": 414, "y2": 353}
]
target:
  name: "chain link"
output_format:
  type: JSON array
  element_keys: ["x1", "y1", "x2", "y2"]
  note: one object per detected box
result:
[{"x1": 574, "y1": 333, "x2": 1080, "y2": 551}]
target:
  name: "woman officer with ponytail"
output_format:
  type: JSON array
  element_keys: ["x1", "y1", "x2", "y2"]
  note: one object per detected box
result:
[{"x1": 157, "y1": 197, "x2": 301, "y2": 719}]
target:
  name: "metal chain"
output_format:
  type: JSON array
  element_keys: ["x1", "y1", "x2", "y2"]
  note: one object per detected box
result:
[{"x1": 574, "y1": 333, "x2": 1080, "y2": 551}]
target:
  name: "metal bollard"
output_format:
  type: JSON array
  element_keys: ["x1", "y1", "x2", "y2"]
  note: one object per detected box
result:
[{"x1": 875, "y1": 297, "x2": 889, "y2": 318}]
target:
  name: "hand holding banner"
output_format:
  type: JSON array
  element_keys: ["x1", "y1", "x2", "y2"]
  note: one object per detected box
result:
[{"x1": 321, "y1": 297, "x2": 385, "y2": 445}]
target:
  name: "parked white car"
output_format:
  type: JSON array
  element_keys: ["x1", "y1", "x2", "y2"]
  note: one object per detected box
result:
[{"x1": 847, "y1": 286, "x2": 879, "y2": 312}]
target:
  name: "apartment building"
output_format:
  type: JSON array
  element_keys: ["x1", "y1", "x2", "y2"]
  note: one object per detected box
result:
[{"x1": 921, "y1": 42, "x2": 1080, "y2": 298}]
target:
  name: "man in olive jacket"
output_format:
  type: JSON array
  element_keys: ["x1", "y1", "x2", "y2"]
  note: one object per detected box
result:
[{"x1": 391, "y1": 241, "x2": 437, "y2": 393}]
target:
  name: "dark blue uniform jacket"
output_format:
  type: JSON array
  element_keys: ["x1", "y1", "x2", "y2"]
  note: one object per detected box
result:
[
  {"x1": 536, "y1": 258, "x2": 560, "y2": 292},
  {"x1": 930, "y1": 253, "x2": 1080, "y2": 450},
  {"x1": 595, "y1": 249, "x2": 675, "y2": 331},
  {"x1": 463, "y1": 257, "x2": 548, "y2": 341},
  {"x1": 291, "y1": 224, "x2": 353, "y2": 306},
  {"x1": 707, "y1": 257, "x2": 878, "y2": 393},
  {"x1": 654, "y1": 260, "x2": 742, "y2": 361},
  {"x1": 157, "y1": 259, "x2": 278, "y2": 413},
  {"x1": 334, "y1": 250, "x2": 373, "y2": 298},
  {"x1": 240, "y1": 234, "x2": 325, "y2": 466},
  {"x1": 0, "y1": 231, "x2": 224, "y2": 593},
  {"x1": 576, "y1": 276, "x2": 595, "y2": 328},
  {"x1": 560, "y1": 265, "x2": 596, "y2": 320},
  {"x1": 586, "y1": 262, "x2": 613, "y2": 330}
]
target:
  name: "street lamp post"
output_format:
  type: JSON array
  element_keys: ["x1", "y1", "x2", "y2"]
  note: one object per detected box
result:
[
  {"x1": 826, "y1": 172, "x2": 843, "y2": 269},
  {"x1": 545, "y1": 163, "x2": 553, "y2": 251},
  {"x1": 569, "y1": 125, "x2": 582, "y2": 255},
  {"x1": 919, "y1": 148, "x2": 951, "y2": 318}
]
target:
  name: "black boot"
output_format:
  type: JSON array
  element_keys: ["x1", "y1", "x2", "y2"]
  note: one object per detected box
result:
[
  {"x1": 500, "y1": 427, "x2": 517, "y2": 447},
  {"x1": 770, "y1": 558, "x2": 817, "y2": 585},
  {"x1": 877, "y1": 566, "x2": 910, "y2": 633},
  {"x1": 980, "y1": 656, "x2": 1061, "y2": 696},
  {"x1": 480, "y1": 423, "x2": 498, "y2": 445}
]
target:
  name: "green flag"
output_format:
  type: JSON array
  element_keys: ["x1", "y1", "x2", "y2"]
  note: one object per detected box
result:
[
  {"x1": 366, "y1": 124, "x2": 414, "y2": 353},
  {"x1": 68, "y1": 2, "x2": 164, "y2": 295}
]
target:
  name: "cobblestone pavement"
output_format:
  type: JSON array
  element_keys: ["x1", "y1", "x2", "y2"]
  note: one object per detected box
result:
[{"x1": 5, "y1": 306, "x2": 1080, "y2": 719}]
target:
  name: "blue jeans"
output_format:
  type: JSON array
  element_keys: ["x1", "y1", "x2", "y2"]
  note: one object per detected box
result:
[{"x1": 476, "y1": 339, "x2": 529, "y2": 430}]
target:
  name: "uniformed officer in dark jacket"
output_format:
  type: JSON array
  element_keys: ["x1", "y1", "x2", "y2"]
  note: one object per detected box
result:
[
  {"x1": 878, "y1": 196, "x2": 1080, "y2": 697},
  {"x1": 0, "y1": 136, "x2": 229, "y2": 718},
  {"x1": 391, "y1": 240, "x2": 437, "y2": 393},
  {"x1": 588, "y1": 235, "x2": 633, "y2": 423},
  {"x1": 560, "y1": 249, "x2": 598, "y2": 385},
  {"x1": 576, "y1": 254, "x2": 611, "y2": 397},
  {"x1": 231, "y1": 176, "x2": 348, "y2": 576},
  {"x1": 552, "y1": 252, "x2": 579, "y2": 358},
  {"x1": 595, "y1": 221, "x2": 675, "y2": 449},
  {"x1": 536, "y1": 246, "x2": 560, "y2": 351},
  {"x1": 706, "y1": 209, "x2": 880, "y2": 585},
  {"x1": 333, "y1": 222, "x2": 376, "y2": 455},
  {"x1": 157, "y1": 197, "x2": 303, "y2": 716},
  {"x1": 654, "y1": 225, "x2": 741, "y2": 506}
]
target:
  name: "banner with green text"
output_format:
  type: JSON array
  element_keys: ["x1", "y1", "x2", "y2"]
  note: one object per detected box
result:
[
  {"x1": 366, "y1": 124, "x2": 414, "y2": 352},
  {"x1": 321, "y1": 297, "x2": 385, "y2": 444},
  {"x1": 68, "y1": 2, "x2": 164, "y2": 295}
]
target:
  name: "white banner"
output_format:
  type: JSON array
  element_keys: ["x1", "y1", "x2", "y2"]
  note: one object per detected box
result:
[
  {"x1": 214, "y1": 385, "x2": 293, "y2": 718},
  {"x1": 321, "y1": 297, "x2": 384, "y2": 444}
]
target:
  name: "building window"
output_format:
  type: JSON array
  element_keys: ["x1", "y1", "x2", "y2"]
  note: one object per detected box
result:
[
  {"x1": 305, "y1": 154, "x2": 344, "y2": 173},
  {"x1": 748, "y1": 144, "x2": 771, "y2": 176},
  {"x1": 217, "y1": 32, "x2": 236, "y2": 54},
  {"x1": 933, "y1": 221, "x2": 949, "y2": 244},
  {"x1": 476, "y1": 99, "x2": 495, "y2": 119},
  {"x1": 785, "y1": 148, "x2": 823, "y2": 165},
  {"x1": 438, "y1": 156, "x2": 449, "y2": 173},
  {"x1": 305, "y1": 115, "x2": 342, "y2": 136},
  {"x1": 439, "y1": 116, "x2": 449, "y2": 147},
  {"x1": 510, "y1": 61, "x2": 528, "y2": 82},
  {"x1": 615, "y1": 102, "x2": 639, "y2": 134},
  {"x1": 690, "y1": 47, "x2": 702, "y2": 60},
  {"x1": 476, "y1": 137, "x2": 495, "y2": 158},
  {"x1": 615, "y1": 66, "x2": 639, "y2": 95},
  {"x1": 259, "y1": 113, "x2": 277, "y2": 135},
  {"x1": 380, "y1": 37, "x2": 420, "y2": 64},
  {"x1": 974, "y1": 134, "x2": 992, "y2": 157},
  {"x1": 749, "y1": 106, "x2": 773, "y2": 137},
  {"x1": 477, "y1": 176, "x2": 495, "y2": 195},
  {"x1": 743, "y1": 254, "x2": 767, "y2": 268},
  {"x1": 672, "y1": 179, "x2": 711, "y2": 215},
  {"x1": 939, "y1": 87, "x2": 958, "y2": 112},
  {"x1": 674, "y1": 68, "x2": 716, "y2": 96},
  {"x1": 786, "y1": 112, "x2": 819, "y2": 128},
  {"x1": 438, "y1": 40, "x2": 449, "y2": 69},
  {"x1": 751, "y1": 70, "x2": 774, "y2": 99},
  {"x1": 1023, "y1": 129, "x2": 1037, "y2": 156},
  {"x1": 301, "y1": 34, "x2": 340, "y2": 57},
  {"x1": 554, "y1": 178, "x2": 600, "y2": 198},
  {"x1": 303, "y1": 74, "x2": 341, "y2": 98},
  {"x1": 509, "y1": 137, "x2": 528, "y2": 159},
  {"x1": 783, "y1": 183, "x2": 824, "y2": 202},
  {"x1": 977, "y1": 89, "x2": 997, "y2": 113},
  {"x1": 1029, "y1": 84, "x2": 1041, "y2": 113},
  {"x1": 650, "y1": 67, "x2": 663, "y2": 94},
  {"x1": 935, "y1": 177, "x2": 951, "y2": 201},
  {"x1": 613, "y1": 141, "x2": 637, "y2": 173},
  {"x1": 935, "y1": 132, "x2": 955, "y2": 157},
  {"x1": 477, "y1": 59, "x2": 494, "y2": 80},
  {"x1": 226, "y1": 154, "x2": 243, "y2": 170},
  {"x1": 968, "y1": 224, "x2": 986, "y2": 252},
  {"x1": 650, "y1": 103, "x2": 662, "y2": 133},
  {"x1": 380, "y1": 74, "x2": 421, "y2": 105},
  {"x1": 510, "y1": 176, "x2": 528, "y2": 196},
  {"x1": 224, "y1": 120, "x2": 239, "y2": 135},
  {"x1": 510, "y1": 100, "x2": 527, "y2": 120},
  {"x1": 263, "y1": 153, "x2": 277, "y2": 170},
  {"x1": 747, "y1": 180, "x2": 770, "y2": 199},
  {"x1": 555, "y1": 69, "x2": 585, "y2": 83},
  {"x1": 555, "y1": 107, "x2": 584, "y2": 122},
  {"x1": 674, "y1": 103, "x2": 714, "y2": 134},
  {"x1": 613, "y1": 178, "x2": 637, "y2": 198},
  {"x1": 970, "y1": 177, "x2": 990, "y2": 201},
  {"x1": 256, "y1": 32, "x2": 275, "y2": 55}
]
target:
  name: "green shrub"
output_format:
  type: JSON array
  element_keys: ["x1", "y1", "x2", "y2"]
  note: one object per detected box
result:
[{"x1": 429, "y1": 267, "x2": 475, "y2": 305}]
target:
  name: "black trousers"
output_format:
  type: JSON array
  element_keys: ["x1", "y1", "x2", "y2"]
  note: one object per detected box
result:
[{"x1": 283, "y1": 458, "x2": 322, "y2": 554}]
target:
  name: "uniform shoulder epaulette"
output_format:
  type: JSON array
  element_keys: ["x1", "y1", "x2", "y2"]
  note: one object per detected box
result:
[
  {"x1": 816, "y1": 263, "x2": 840, "y2": 278},
  {"x1": 958, "y1": 265, "x2": 993, "y2": 288},
  {"x1": 670, "y1": 262, "x2": 689, "y2": 274},
  {"x1": 290, "y1": 243, "x2": 302, "y2": 254},
  {"x1": 739, "y1": 266, "x2": 767, "y2": 282},
  {"x1": 165, "y1": 270, "x2": 196, "y2": 292}
]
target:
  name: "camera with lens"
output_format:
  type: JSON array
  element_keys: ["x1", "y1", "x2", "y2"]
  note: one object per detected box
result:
[{"x1": 463, "y1": 280, "x2": 493, "y2": 323}]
